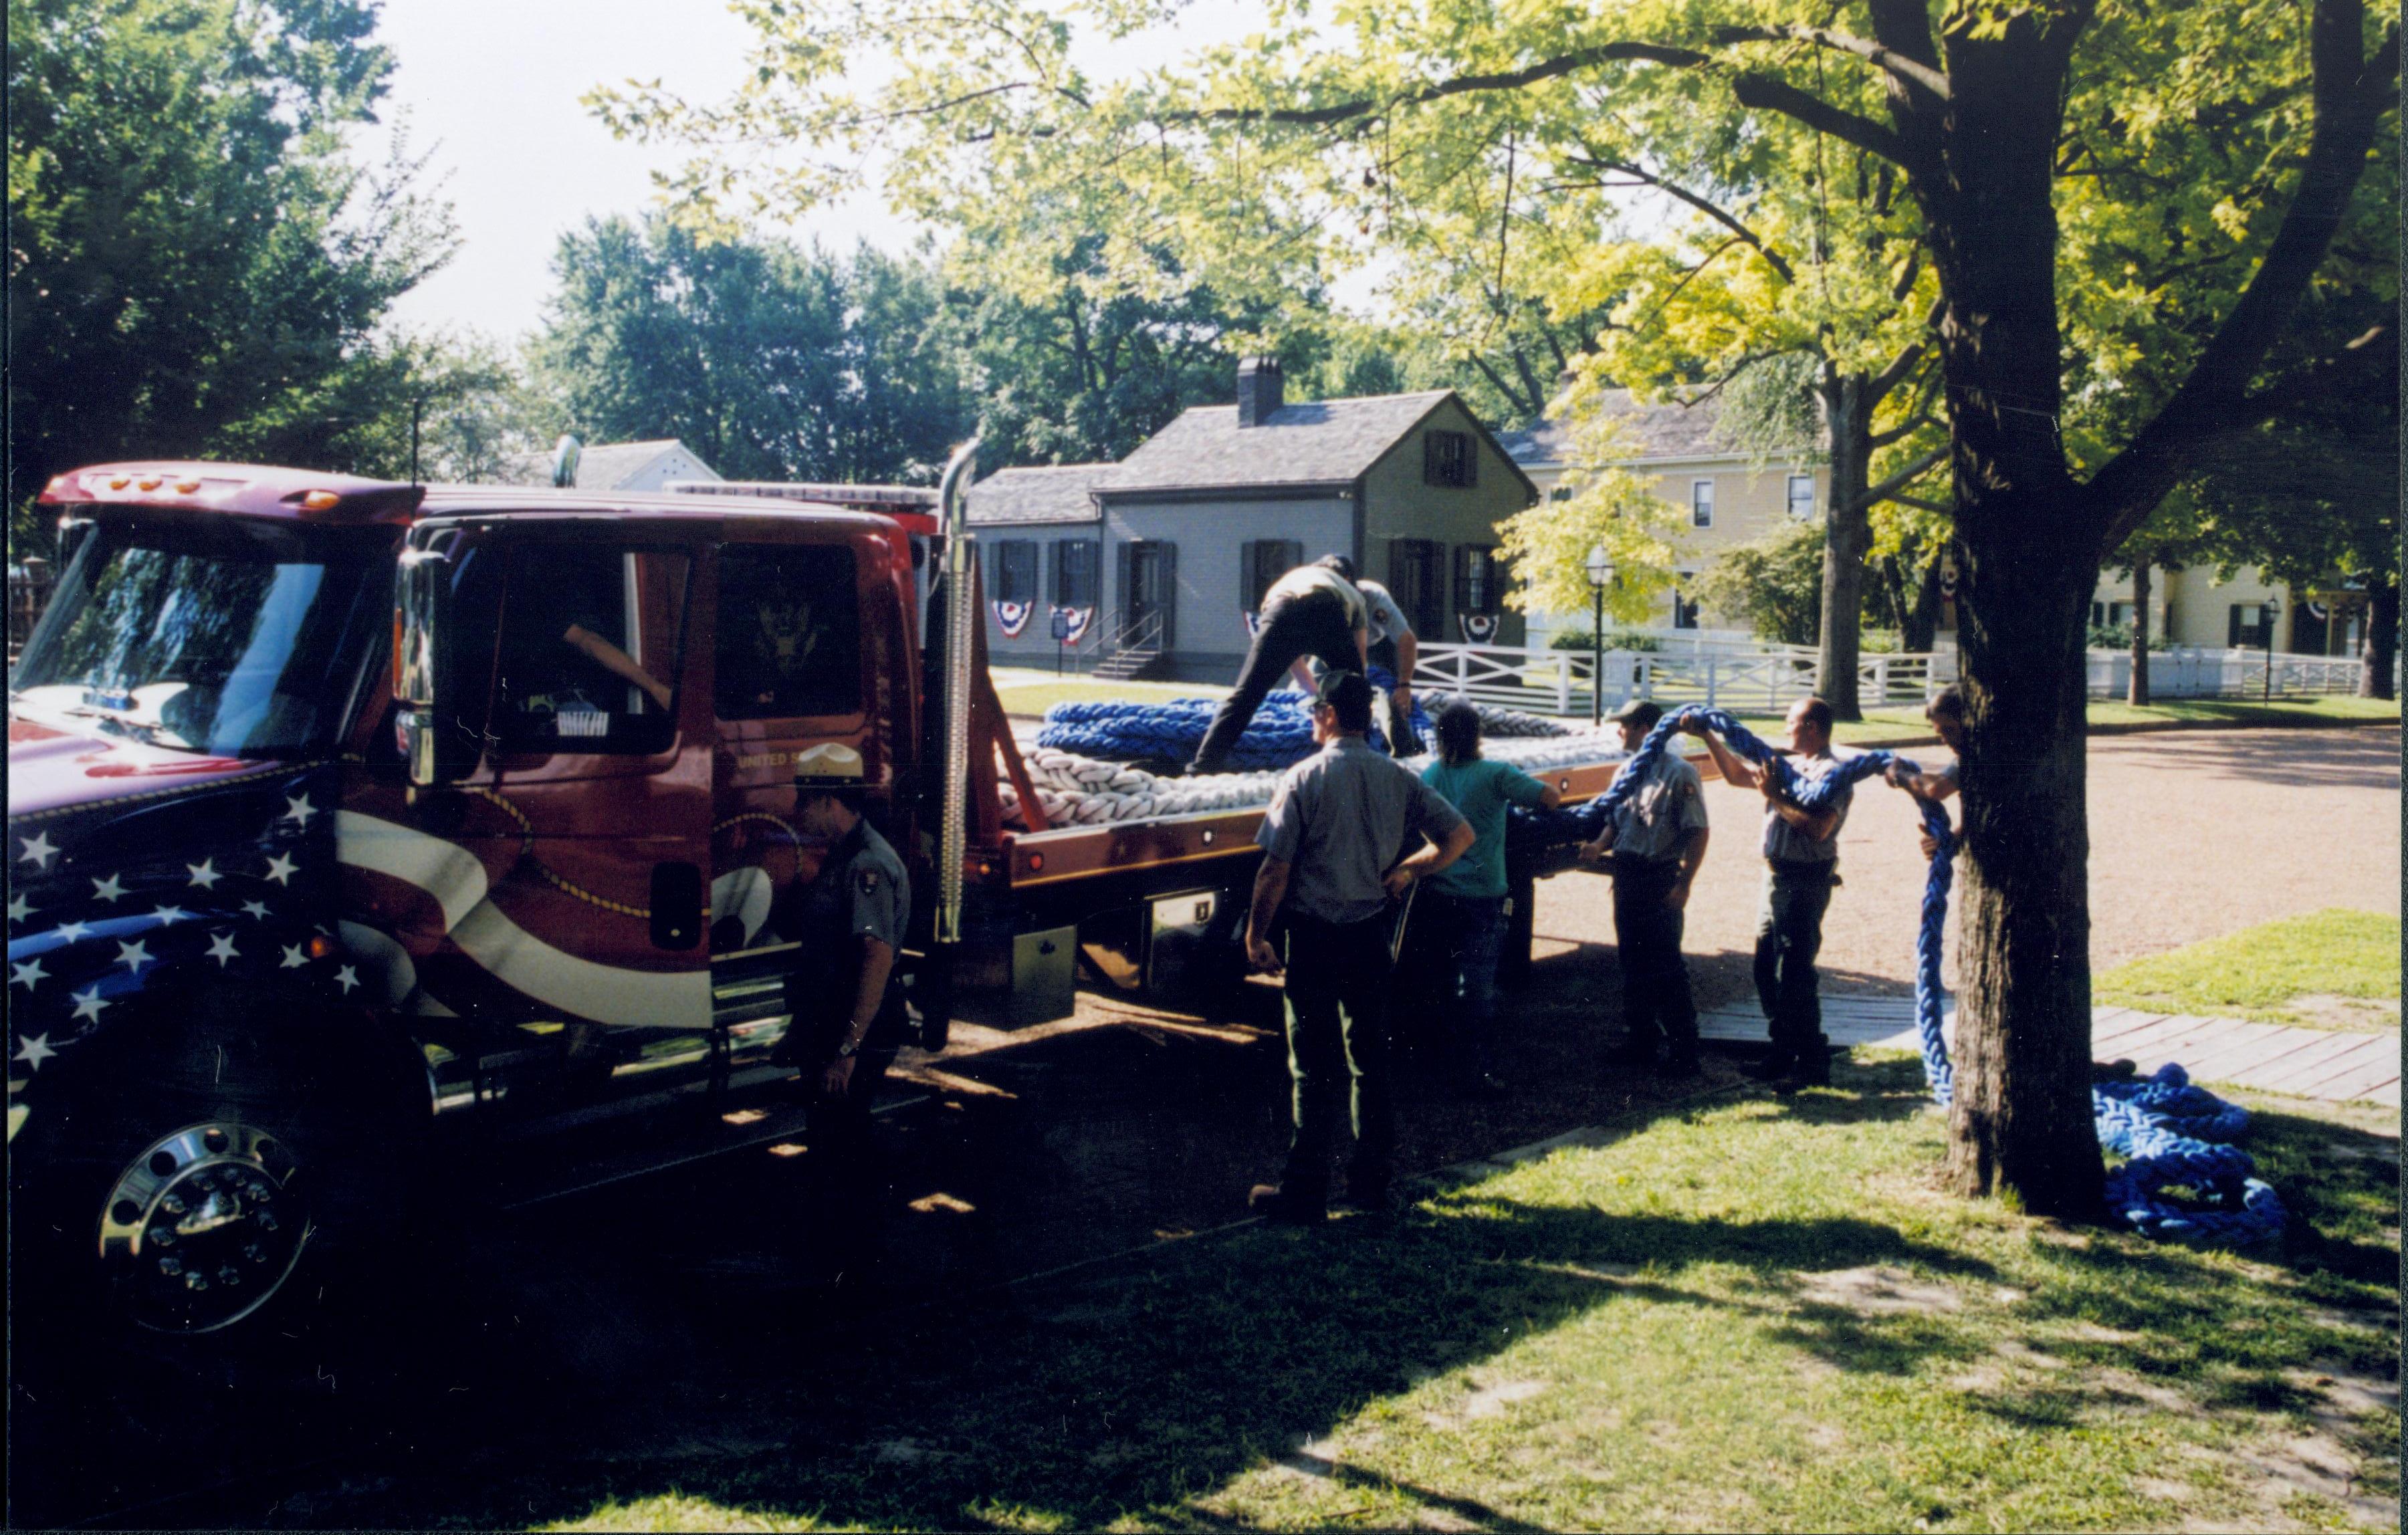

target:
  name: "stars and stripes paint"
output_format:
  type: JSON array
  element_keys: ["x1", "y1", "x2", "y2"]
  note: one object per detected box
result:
[{"x1": 6, "y1": 769, "x2": 345, "y2": 1082}]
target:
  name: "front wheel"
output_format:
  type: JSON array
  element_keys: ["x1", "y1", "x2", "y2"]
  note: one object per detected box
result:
[{"x1": 11, "y1": 1001, "x2": 423, "y2": 1377}]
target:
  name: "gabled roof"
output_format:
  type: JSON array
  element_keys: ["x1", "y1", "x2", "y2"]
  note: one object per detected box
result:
[
  {"x1": 1097, "y1": 390, "x2": 1532, "y2": 498},
  {"x1": 966, "y1": 464, "x2": 1105, "y2": 525},
  {"x1": 1497, "y1": 389, "x2": 1736, "y2": 467},
  {"x1": 497, "y1": 439, "x2": 720, "y2": 489}
]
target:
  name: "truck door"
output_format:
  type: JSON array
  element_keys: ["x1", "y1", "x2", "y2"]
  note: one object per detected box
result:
[
  {"x1": 708, "y1": 535, "x2": 902, "y2": 1077},
  {"x1": 352, "y1": 523, "x2": 714, "y2": 1118}
]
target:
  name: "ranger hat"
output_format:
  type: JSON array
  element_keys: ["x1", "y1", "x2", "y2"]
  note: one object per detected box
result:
[
  {"x1": 1606, "y1": 697, "x2": 1664, "y2": 731},
  {"x1": 792, "y1": 741, "x2": 867, "y2": 789}
]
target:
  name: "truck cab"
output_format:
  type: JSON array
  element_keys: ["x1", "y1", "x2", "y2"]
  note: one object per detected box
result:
[{"x1": 7, "y1": 461, "x2": 944, "y2": 1346}]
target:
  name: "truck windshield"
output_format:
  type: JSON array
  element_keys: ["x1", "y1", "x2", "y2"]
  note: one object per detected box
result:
[{"x1": 10, "y1": 517, "x2": 389, "y2": 757}]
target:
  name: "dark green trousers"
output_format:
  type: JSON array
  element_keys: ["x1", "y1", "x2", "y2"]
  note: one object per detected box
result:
[
  {"x1": 1753, "y1": 861, "x2": 1836, "y2": 1062},
  {"x1": 1279, "y1": 910, "x2": 1397, "y2": 1206}
]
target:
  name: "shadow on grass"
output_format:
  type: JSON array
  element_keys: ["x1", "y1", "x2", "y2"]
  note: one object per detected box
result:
[{"x1": 320, "y1": 1071, "x2": 2008, "y2": 1530}]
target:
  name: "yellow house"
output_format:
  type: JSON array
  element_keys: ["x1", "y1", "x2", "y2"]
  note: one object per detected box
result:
[
  {"x1": 1504, "y1": 392, "x2": 2340, "y2": 656},
  {"x1": 1498, "y1": 390, "x2": 1827, "y2": 636}
]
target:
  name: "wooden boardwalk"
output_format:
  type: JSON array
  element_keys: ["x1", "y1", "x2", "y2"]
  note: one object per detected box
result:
[{"x1": 1696, "y1": 993, "x2": 2401, "y2": 1107}]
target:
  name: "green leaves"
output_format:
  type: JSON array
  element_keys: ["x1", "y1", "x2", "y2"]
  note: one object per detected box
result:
[{"x1": 7, "y1": 0, "x2": 449, "y2": 552}]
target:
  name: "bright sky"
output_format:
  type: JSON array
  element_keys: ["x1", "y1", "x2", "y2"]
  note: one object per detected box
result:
[{"x1": 369, "y1": 0, "x2": 1270, "y2": 344}]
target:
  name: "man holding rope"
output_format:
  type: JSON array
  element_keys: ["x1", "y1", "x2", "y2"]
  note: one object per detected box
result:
[
  {"x1": 1693, "y1": 697, "x2": 1854, "y2": 1092},
  {"x1": 1578, "y1": 699, "x2": 1711, "y2": 1078}
]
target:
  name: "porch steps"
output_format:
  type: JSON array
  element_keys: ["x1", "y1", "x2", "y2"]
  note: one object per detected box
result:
[{"x1": 1092, "y1": 645, "x2": 1165, "y2": 682}]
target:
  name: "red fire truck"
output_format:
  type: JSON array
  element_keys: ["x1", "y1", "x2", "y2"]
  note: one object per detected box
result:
[{"x1": 6, "y1": 444, "x2": 1630, "y2": 1354}]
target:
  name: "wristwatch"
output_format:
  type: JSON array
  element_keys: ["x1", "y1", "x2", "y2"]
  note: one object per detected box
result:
[{"x1": 835, "y1": 1034, "x2": 863, "y2": 1058}]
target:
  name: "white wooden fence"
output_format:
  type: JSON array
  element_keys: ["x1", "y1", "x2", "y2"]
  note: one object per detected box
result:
[
  {"x1": 1416, "y1": 638, "x2": 2365, "y2": 717},
  {"x1": 1416, "y1": 641, "x2": 1955, "y2": 717},
  {"x1": 2086, "y1": 646, "x2": 2365, "y2": 699}
]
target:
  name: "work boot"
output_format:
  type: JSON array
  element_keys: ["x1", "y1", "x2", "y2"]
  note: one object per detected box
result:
[
  {"x1": 1248, "y1": 1183, "x2": 1325, "y2": 1226},
  {"x1": 1655, "y1": 1052, "x2": 1703, "y2": 1081},
  {"x1": 1333, "y1": 1176, "x2": 1396, "y2": 1222},
  {"x1": 1741, "y1": 1052, "x2": 1795, "y2": 1082},
  {"x1": 1775, "y1": 1050, "x2": 1834, "y2": 1094},
  {"x1": 1605, "y1": 1038, "x2": 1657, "y2": 1072}
]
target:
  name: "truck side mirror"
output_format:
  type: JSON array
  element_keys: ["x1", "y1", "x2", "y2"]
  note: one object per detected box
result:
[{"x1": 395, "y1": 529, "x2": 494, "y2": 787}]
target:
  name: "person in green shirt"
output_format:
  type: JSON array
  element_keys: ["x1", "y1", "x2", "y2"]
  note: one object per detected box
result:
[{"x1": 1417, "y1": 701, "x2": 1561, "y2": 1096}]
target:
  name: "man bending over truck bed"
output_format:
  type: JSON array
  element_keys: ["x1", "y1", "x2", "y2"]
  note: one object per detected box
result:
[{"x1": 1188, "y1": 554, "x2": 1371, "y2": 776}]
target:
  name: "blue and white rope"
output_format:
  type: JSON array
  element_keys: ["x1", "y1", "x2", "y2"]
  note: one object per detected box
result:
[{"x1": 1593, "y1": 705, "x2": 2286, "y2": 1247}]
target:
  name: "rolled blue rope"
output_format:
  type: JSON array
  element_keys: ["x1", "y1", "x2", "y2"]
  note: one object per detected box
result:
[
  {"x1": 1035, "y1": 669, "x2": 1431, "y2": 770},
  {"x1": 1593, "y1": 705, "x2": 2284, "y2": 1247}
]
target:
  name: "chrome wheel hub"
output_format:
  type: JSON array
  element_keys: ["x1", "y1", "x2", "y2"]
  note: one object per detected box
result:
[{"x1": 98, "y1": 1123, "x2": 309, "y2": 1332}]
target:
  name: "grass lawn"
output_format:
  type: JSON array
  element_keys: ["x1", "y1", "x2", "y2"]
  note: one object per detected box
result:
[
  {"x1": 991, "y1": 667, "x2": 1229, "y2": 719},
  {"x1": 321, "y1": 1060, "x2": 2397, "y2": 1532},
  {"x1": 2095, "y1": 910, "x2": 2402, "y2": 1030}
]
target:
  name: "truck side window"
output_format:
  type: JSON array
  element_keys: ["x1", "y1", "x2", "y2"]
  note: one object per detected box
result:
[
  {"x1": 493, "y1": 544, "x2": 690, "y2": 753},
  {"x1": 716, "y1": 544, "x2": 861, "y2": 719}
]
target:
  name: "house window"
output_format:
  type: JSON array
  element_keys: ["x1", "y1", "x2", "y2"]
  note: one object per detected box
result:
[
  {"x1": 1423, "y1": 431, "x2": 1476, "y2": 489},
  {"x1": 1453, "y1": 545, "x2": 1503, "y2": 616},
  {"x1": 1388, "y1": 539, "x2": 1446, "y2": 634},
  {"x1": 991, "y1": 539, "x2": 1038, "y2": 605},
  {"x1": 1787, "y1": 474, "x2": 1816, "y2": 520},
  {"x1": 717, "y1": 544, "x2": 861, "y2": 719},
  {"x1": 2091, "y1": 600, "x2": 2134, "y2": 630},
  {"x1": 1672, "y1": 590, "x2": 1701, "y2": 630},
  {"x1": 1690, "y1": 480, "x2": 1716, "y2": 528},
  {"x1": 2227, "y1": 603, "x2": 2274, "y2": 648},
  {"x1": 1051, "y1": 539, "x2": 1100, "y2": 607},
  {"x1": 1549, "y1": 485, "x2": 1574, "y2": 503},
  {"x1": 1240, "y1": 539, "x2": 1303, "y2": 612}
]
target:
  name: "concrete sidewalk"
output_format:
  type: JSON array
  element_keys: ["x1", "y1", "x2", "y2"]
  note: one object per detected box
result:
[{"x1": 1699, "y1": 993, "x2": 2401, "y2": 1108}]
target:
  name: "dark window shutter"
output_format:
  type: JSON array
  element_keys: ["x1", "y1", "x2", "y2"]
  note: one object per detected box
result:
[
  {"x1": 1157, "y1": 542, "x2": 1177, "y2": 650},
  {"x1": 1116, "y1": 540, "x2": 1133, "y2": 625},
  {"x1": 1240, "y1": 541, "x2": 1258, "y2": 612},
  {"x1": 1049, "y1": 541, "x2": 1065, "y2": 605}
]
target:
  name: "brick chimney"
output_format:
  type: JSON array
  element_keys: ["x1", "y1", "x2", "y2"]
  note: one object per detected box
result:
[{"x1": 1236, "y1": 355, "x2": 1285, "y2": 428}]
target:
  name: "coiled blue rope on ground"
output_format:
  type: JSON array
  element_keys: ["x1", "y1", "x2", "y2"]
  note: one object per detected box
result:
[{"x1": 1588, "y1": 705, "x2": 2286, "y2": 1247}]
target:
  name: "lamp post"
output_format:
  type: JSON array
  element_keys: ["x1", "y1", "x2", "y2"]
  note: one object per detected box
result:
[
  {"x1": 1585, "y1": 545, "x2": 1615, "y2": 725},
  {"x1": 2262, "y1": 596, "x2": 2282, "y2": 702}
]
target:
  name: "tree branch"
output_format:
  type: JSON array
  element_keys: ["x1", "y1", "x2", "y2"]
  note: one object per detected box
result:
[
  {"x1": 1709, "y1": 23, "x2": 1951, "y2": 100},
  {"x1": 1846, "y1": 445, "x2": 1947, "y2": 514},
  {"x1": 1565, "y1": 151, "x2": 1795, "y2": 281},
  {"x1": 1178, "y1": 42, "x2": 1907, "y2": 163},
  {"x1": 1883, "y1": 493, "x2": 1953, "y2": 514},
  {"x1": 1870, "y1": 412, "x2": 1938, "y2": 449},
  {"x1": 2086, "y1": 1, "x2": 2399, "y2": 548}
]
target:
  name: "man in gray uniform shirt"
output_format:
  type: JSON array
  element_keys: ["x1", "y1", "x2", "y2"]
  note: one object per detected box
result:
[
  {"x1": 1244, "y1": 671, "x2": 1476, "y2": 1223},
  {"x1": 1694, "y1": 696, "x2": 1852, "y2": 1090},
  {"x1": 1578, "y1": 699, "x2": 1710, "y2": 1076}
]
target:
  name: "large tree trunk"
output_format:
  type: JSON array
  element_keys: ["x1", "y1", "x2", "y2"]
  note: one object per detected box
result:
[
  {"x1": 2359, "y1": 579, "x2": 2399, "y2": 698},
  {"x1": 1920, "y1": 15, "x2": 2106, "y2": 1220},
  {"x1": 2126, "y1": 561, "x2": 2152, "y2": 706},
  {"x1": 1816, "y1": 373, "x2": 1872, "y2": 719}
]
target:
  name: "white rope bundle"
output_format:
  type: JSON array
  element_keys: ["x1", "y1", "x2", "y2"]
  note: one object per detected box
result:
[{"x1": 998, "y1": 724, "x2": 1628, "y2": 830}]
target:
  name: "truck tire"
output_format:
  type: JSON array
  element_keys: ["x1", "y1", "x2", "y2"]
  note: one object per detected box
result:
[{"x1": 9, "y1": 989, "x2": 425, "y2": 1389}]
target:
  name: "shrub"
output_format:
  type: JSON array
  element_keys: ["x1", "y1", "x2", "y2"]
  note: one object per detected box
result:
[
  {"x1": 1549, "y1": 628, "x2": 1663, "y2": 653},
  {"x1": 1692, "y1": 524, "x2": 1824, "y2": 646}
]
